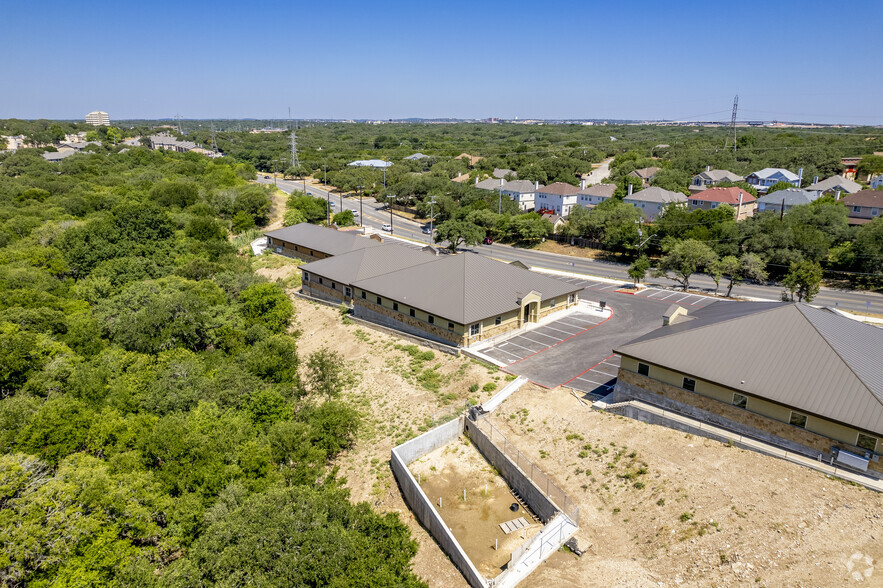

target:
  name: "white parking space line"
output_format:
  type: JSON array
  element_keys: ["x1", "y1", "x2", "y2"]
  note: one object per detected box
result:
[
  {"x1": 599, "y1": 284, "x2": 619, "y2": 290},
  {"x1": 674, "y1": 294, "x2": 691, "y2": 302},
  {"x1": 601, "y1": 361, "x2": 620, "y2": 368},
  {"x1": 519, "y1": 335, "x2": 554, "y2": 347},
  {"x1": 559, "y1": 320, "x2": 595, "y2": 330},
  {"x1": 590, "y1": 368, "x2": 615, "y2": 376},
  {"x1": 499, "y1": 340, "x2": 536, "y2": 353},
  {"x1": 646, "y1": 289, "x2": 666, "y2": 298},
  {"x1": 538, "y1": 325, "x2": 578, "y2": 337},
  {"x1": 528, "y1": 330, "x2": 565, "y2": 341},
  {"x1": 660, "y1": 292, "x2": 679, "y2": 300},
  {"x1": 489, "y1": 347, "x2": 523, "y2": 361}
]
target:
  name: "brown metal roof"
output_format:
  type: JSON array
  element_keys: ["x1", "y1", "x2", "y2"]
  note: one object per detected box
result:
[
  {"x1": 614, "y1": 302, "x2": 883, "y2": 435},
  {"x1": 352, "y1": 252, "x2": 582, "y2": 324},
  {"x1": 299, "y1": 244, "x2": 434, "y2": 285},
  {"x1": 265, "y1": 223, "x2": 381, "y2": 256}
]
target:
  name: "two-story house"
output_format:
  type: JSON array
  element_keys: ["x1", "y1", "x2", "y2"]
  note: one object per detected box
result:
[
  {"x1": 576, "y1": 183, "x2": 616, "y2": 209},
  {"x1": 624, "y1": 186, "x2": 686, "y2": 221},
  {"x1": 501, "y1": 180, "x2": 541, "y2": 211},
  {"x1": 756, "y1": 189, "x2": 823, "y2": 214},
  {"x1": 689, "y1": 167, "x2": 744, "y2": 193},
  {"x1": 627, "y1": 166, "x2": 660, "y2": 187},
  {"x1": 840, "y1": 190, "x2": 883, "y2": 225},
  {"x1": 806, "y1": 175, "x2": 861, "y2": 195},
  {"x1": 688, "y1": 187, "x2": 756, "y2": 220},
  {"x1": 744, "y1": 168, "x2": 800, "y2": 193},
  {"x1": 534, "y1": 182, "x2": 581, "y2": 216}
]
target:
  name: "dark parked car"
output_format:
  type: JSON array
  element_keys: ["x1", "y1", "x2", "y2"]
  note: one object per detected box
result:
[{"x1": 483, "y1": 237, "x2": 493, "y2": 245}]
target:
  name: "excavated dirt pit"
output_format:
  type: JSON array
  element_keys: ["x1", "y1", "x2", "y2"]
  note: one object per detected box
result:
[{"x1": 409, "y1": 435, "x2": 543, "y2": 577}]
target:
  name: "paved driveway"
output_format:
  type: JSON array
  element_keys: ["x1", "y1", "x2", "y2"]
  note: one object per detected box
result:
[
  {"x1": 479, "y1": 274, "x2": 726, "y2": 397},
  {"x1": 482, "y1": 310, "x2": 610, "y2": 367}
]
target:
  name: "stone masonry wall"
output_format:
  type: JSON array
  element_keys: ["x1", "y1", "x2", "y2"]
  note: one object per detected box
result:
[
  {"x1": 615, "y1": 370, "x2": 882, "y2": 475},
  {"x1": 353, "y1": 299, "x2": 465, "y2": 346}
]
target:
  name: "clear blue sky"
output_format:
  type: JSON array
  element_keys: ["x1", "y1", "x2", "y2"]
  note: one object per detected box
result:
[{"x1": 4, "y1": 0, "x2": 882, "y2": 124}]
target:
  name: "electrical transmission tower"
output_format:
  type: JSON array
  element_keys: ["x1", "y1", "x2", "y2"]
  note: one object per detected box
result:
[
  {"x1": 724, "y1": 95, "x2": 738, "y2": 152},
  {"x1": 290, "y1": 122, "x2": 299, "y2": 172},
  {"x1": 175, "y1": 114, "x2": 182, "y2": 135},
  {"x1": 210, "y1": 122, "x2": 217, "y2": 152}
]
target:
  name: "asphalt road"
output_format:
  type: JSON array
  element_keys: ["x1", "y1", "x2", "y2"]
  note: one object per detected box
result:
[{"x1": 256, "y1": 176, "x2": 883, "y2": 315}]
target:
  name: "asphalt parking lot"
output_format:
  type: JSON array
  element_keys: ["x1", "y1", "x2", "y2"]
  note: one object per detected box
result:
[
  {"x1": 479, "y1": 273, "x2": 725, "y2": 398},
  {"x1": 482, "y1": 310, "x2": 610, "y2": 367}
]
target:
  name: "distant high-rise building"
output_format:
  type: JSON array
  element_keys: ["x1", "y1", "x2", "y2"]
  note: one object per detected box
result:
[{"x1": 85, "y1": 111, "x2": 110, "y2": 126}]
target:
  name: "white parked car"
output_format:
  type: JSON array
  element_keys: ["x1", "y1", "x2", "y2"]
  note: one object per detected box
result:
[
  {"x1": 352, "y1": 210, "x2": 359, "y2": 216},
  {"x1": 381, "y1": 223, "x2": 392, "y2": 232}
]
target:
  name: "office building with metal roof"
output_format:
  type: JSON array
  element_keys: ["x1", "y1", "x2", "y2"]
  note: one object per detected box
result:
[
  {"x1": 612, "y1": 302, "x2": 883, "y2": 476},
  {"x1": 265, "y1": 223, "x2": 382, "y2": 261}
]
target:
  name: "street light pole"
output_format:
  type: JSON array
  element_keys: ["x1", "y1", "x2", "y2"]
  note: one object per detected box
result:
[{"x1": 388, "y1": 195, "x2": 394, "y2": 236}]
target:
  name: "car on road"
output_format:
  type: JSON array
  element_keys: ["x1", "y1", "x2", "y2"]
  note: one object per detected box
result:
[
  {"x1": 483, "y1": 236, "x2": 494, "y2": 245},
  {"x1": 329, "y1": 201, "x2": 336, "y2": 208},
  {"x1": 382, "y1": 223, "x2": 392, "y2": 232},
  {"x1": 422, "y1": 226, "x2": 432, "y2": 234},
  {"x1": 352, "y1": 210, "x2": 359, "y2": 216},
  {"x1": 264, "y1": 175, "x2": 270, "y2": 179}
]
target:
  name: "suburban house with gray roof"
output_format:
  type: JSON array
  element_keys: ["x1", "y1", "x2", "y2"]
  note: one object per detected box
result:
[
  {"x1": 501, "y1": 180, "x2": 541, "y2": 211},
  {"x1": 535, "y1": 182, "x2": 581, "y2": 216},
  {"x1": 806, "y1": 174, "x2": 861, "y2": 195},
  {"x1": 689, "y1": 168, "x2": 744, "y2": 192},
  {"x1": 623, "y1": 186, "x2": 687, "y2": 221},
  {"x1": 745, "y1": 168, "x2": 800, "y2": 193},
  {"x1": 474, "y1": 177, "x2": 507, "y2": 191},
  {"x1": 613, "y1": 302, "x2": 883, "y2": 476},
  {"x1": 628, "y1": 166, "x2": 661, "y2": 187},
  {"x1": 318, "y1": 252, "x2": 582, "y2": 347},
  {"x1": 756, "y1": 188, "x2": 823, "y2": 214},
  {"x1": 265, "y1": 223, "x2": 382, "y2": 262},
  {"x1": 576, "y1": 183, "x2": 616, "y2": 208}
]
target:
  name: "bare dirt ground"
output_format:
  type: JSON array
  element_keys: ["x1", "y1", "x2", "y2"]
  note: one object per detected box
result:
[
  {"x1": 289, "y1": 298, "x2": 504, "y2": 586},
  {"x1": 294, "y1": 299, "x2": 881, "y2": 587},
  {"x1": 533, "y1": 240, "x2": 610, "y2": 260},
  {"x1": 409, "y1": 437, "x2": 542, "y2": 578},
  {"x1": 488, "y1": 384, "x2": 882, "y2": 588}
]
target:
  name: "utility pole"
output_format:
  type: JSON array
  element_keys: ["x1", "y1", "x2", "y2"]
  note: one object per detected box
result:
[
  {"x1": 358, "y1": 186, "x2": 364, "y2": 227},
  {"x1": 429, "y1": 197, "x2": 436, "y2": 243},
  {"x1": 724, "y1": 95, "x2": 738, "y2": 152}
]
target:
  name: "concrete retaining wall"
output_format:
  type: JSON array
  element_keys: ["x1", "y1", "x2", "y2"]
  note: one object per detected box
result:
[
  {"x1": 464, "y1": 419, "x2": 558, "y2": 523},
  {"x1": 391, "y1": 417, "x2": 487, "y2": 588}
]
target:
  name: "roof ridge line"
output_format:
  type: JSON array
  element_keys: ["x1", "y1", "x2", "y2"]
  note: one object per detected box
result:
[
  {"x1": 619, "y1": 303, "x2": 787, "y2": 346},
  {"x1": 795, "y1": 305, "x2": 882, "y2": 407}
]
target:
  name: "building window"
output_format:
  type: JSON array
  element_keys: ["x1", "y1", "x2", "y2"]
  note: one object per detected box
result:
[
  {"x1": 732, "y1": 393, "x2": 748, "y2": 409},
  {"x1": 856, "y1": 433, "x2": 878, "y2": 452},
  {"x1": 873, "y1": 208, "x2": 880, "y2": 217},
  {"x1": 428, "y1": 315, "x2": 434, "y2": 324},
  {"x1": 303, "y1": 271, "x2": 310, "y2": 282},
  {"x1": 789, "y1": 411, "x2": 808, "y2": 429},
  {"x1": 495, "y1": 316, "x2": 502, "y2": 325},
  {"x1": 852, "y1": 206, "x2": 862, "y2": 213},
  {"x1": 550, "y1": 298, "x2": 556, "y2": 308},
  {"x1": 376, "y1": 296, "x2": 381, "y2": 305},
  {"x1": 345, "y1": 287, "x2": 352, "y2": 297},
  {"x1": 331, "y1": 282, "x2": 336, "y2": 290},
  {"x1": 637, "y1": 363, "x2": 650, "y2": 376},
  {"x1": 448, "y1": 322, "x2": 454, "y2": 330},
  {"x1": 392, "y1": 302, "x2": 399, "y2": 311},
  {"x1": 470, "y1": 323, "x2": 481, "y2": 336},
  {"x1": 409, "y1": 308, "x2": 415, "y2": 318},
  {"x1": 310, "y1": 250, "x2": 315, "y2": 256},
  {"x1": 361, "y1": 290, "x2": 366, "y2": 299},
  {"x1": 682, "y1": 377, "x2": 696, "y2": 392},
  {"x1": 318, "y1": 277, "x2": 323, "y2": 285}
]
